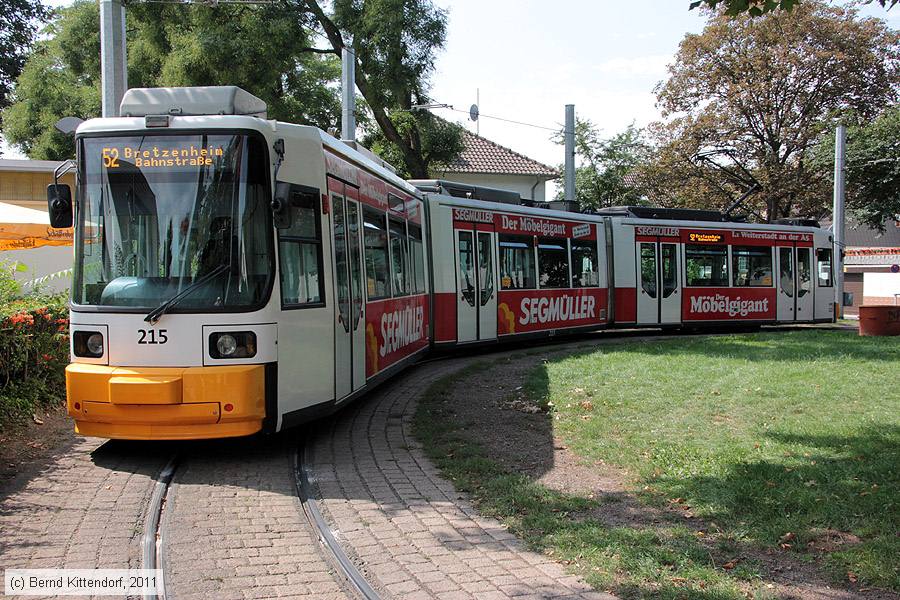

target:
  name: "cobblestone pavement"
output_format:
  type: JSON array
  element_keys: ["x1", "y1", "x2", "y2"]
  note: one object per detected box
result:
[
  {"x1": 163, "y1": 437, "x2": 351, "y2": 600},
  {"x1": 312, "y1": 356, "x2": 615, "y2": 600},
  {"x1": 0, "y1": 436, "x2": 168, "y2": 580}
]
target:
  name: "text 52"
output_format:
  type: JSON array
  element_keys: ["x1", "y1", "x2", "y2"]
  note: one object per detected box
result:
[{"x1": 137, "y1": 329, "x2": 168, "y2": 344}]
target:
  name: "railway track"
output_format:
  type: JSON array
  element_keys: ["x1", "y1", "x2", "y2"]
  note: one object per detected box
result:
[
  {"x1": 142, "y1": 455, "x2": 178, "y2": 600},
  {"x1": 140, "y1": 439, "x2": 382, "y2": 599}
]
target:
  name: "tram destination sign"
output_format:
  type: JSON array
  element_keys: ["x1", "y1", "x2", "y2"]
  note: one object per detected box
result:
[{"x1": 101, "y1": 142, "x2": 226, "y2": 169}]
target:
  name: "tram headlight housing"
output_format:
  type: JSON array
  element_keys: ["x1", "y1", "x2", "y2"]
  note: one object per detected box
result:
[
  {"x1": 73, "y1": 331, "x2": 104, "y2": 358},
  {"x1": 209, "y1": 331, "x2": 257, "y2": 359}
]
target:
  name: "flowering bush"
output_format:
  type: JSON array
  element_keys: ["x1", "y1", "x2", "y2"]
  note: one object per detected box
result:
[{"x1": 0, "y1": 261, "x2": 69, "y2": 425}]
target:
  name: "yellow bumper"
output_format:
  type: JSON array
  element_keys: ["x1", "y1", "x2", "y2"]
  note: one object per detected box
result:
[{"x1": 66, "y1": 363, "x2": 266, "y2": 440}]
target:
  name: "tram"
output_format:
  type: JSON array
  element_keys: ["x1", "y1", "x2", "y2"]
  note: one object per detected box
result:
[{"x1": 48, "y1": 86, "x2": 835, "y2": 440}]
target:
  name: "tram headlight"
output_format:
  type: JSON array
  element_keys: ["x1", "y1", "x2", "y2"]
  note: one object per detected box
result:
[
  {"x1": 217, "y1": 334, "x2": 238, "y2": 356},
  {"x1": 209, "y1": 331, "x2": 257, "y2": 359},
  {"x1": 73, "y1": 331, "x2": 104, "y2": 358}
]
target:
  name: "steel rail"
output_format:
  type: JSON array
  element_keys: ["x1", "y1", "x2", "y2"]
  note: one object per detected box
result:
[
  {"x1": 142, "y1": 455, "x2": 178, "y2": 600},
  {"x1": 294, "y1": 442, "x2": 381, "y2": 600}
]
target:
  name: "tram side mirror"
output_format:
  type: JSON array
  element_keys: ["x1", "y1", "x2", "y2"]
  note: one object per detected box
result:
[
  {"x1": 272, "y1": 182, "x2": 292, "y2": 229},
  {"x1": 47, "y1": 184, "x2": 73, "y2": 228}
]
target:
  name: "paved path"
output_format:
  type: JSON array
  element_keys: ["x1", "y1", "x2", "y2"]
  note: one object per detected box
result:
[
  {"x1": 311, "y1": 357, "x2": 614, "y2": 600},
  {"x1": 163, "y1": 438, "x2": 350, "y2": 600},
  {"x1": 0, "y1": 346, "x2": 616, "y2": 600},
  {"x1": 0, "y1": 437, "x2": 166, "y2": 576}
]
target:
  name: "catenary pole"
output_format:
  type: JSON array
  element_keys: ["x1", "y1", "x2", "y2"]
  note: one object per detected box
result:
[
  {"x1": 341, "y1": 47, "x2": 356, "y2": 141},
  {"x1": 100, "y1": 0, "x2": 127, "y2": 117},
  {"x1": 833, "y1": 124, "x2": 846, "y2": 319},
  {"x1": 564, "y1": 104, "x2": 575, "y2": 204}
]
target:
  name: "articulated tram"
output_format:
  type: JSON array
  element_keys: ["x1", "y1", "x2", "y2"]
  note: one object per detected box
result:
[{"x1": 51, "y1": 87, "x2": 836, "y2": 440}]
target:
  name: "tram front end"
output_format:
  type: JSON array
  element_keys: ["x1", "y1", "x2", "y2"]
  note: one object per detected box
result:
[{"x1": 58, "y1": 90, "x2": 281, "y2": 440}]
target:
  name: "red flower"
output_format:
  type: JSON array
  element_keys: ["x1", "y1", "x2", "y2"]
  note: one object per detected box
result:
[{"x1": 41, "y1": 353, "x2": 53, "y2": 361}]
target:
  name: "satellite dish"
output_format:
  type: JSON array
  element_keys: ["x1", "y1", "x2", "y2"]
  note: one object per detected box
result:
[{"x1": 469, "y1": 104, "x2": 479, "y2": 122}]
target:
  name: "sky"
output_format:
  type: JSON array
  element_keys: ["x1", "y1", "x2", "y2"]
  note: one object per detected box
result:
[{"x1": 3, "y1": 0, "x2": 898, "y2": 179}]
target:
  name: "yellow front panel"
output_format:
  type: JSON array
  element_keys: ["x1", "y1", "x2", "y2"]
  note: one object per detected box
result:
[{"x1": 66, "y1": 363, "x2": 266, "y2": 440}]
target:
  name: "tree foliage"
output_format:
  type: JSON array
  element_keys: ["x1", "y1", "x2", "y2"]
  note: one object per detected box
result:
[
  {"x1": 691, "y1": 0, "x2": 898, "y2": 17},
  {"x1": 3, "y1": 0, "x2": 342, "y2": 159},
  {"x1": 3, "y1": 0, "x2": 462, "y2": 175},
  {"x1": 554, "y1": 119, "x2": 650, "y2": 211},
  {"x1": 640, "y1": 2, "x2": 900, "y2": 221},
  {"x1": 0, "y1": 0, "x2": 48, "y2": 131},
  {"x1": 812, "y1": 107, "x2": 900, "y2": 230},
  {"x1": 362, "y1": 112, "x2": 464, "y2": 179},
  {"x1": 303, "y1": 0, "x2": 463, "y2": 178}
]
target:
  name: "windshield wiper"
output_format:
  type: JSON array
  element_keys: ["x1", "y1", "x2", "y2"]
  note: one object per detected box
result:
[{"x1": 144, "y1": 264, "x2": 229, "y2": 325}]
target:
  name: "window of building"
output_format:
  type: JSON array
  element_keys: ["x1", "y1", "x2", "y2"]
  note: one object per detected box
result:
[
  {"x1": 389, "y1": 218, "x2": 409, "y2": 296},
  {"x1": 685, "y1": 244, "x2": 728, "y2": 286},
  {"x1": 499, "y1": 235, "x2": 536, "y2": 289},
  {"x1": 732, "y1": 246, "x2": 773, "y2": 287},
  {"x1": 409, "y1": 225, "x2": 426, "y2": 294},
  {"x1": 571, "y1": 240, "x2": 599, "y2": 287},
  {"x1": 538, "y1": 238, "x2": 570, "y2": 288},
  {"x1": 279, "y1": 191, "x2": 324, "y2": 306},
  {"x1": 363, "y1": 208, "x2": 390, "y2": 299},
  {"x1": 816, "y1": 248, "x2": 833, "y2": 287}
]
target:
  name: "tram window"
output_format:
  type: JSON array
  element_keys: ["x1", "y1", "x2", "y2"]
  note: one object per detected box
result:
[
  {"x1": 279, "y1": 192, "x2": 324, "y2": 306},
  {"x1": 388, "y1": 193, "x2": 405, "y2": 214},
  {"x1": 797, "y1": 248, "x2": 812, "y2": 297},
  {"x1": 409, "y1": 225, "x2": 426, "y2": 294},
  {"x1": 816, "y1": 248, "x2": 833, "y2": 287},
  {"x1": 538, "y1": 238, "x2": 570, "y2": 289},
  {"x1": 685, "y1": 244, "x2": 728, "y2": 286},
  {"x1": 389, "y1": 219, "x2": 409, "y2": 296},
  {"x1": 640, "y1": 243, "x2": 657, "y2": 298},
  {"x1": 499, "y1": 235, "x2": 536, "y2": 290},
  {"x1": 780, "y1": 248, "x2": 794, "y2": 297},
  {"x1": 732, "y1": 246, "x2": 772, "y2": 287},
  {"x1": 363, "y1": 208, "x2": 390, "y2": 299},
  {"x1": 571, "y1": 240, "x2": 599, "y2": 287}
]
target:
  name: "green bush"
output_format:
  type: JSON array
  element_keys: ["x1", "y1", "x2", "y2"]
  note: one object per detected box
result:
[{"x1": 0, "y1": 262, "x2": 69, "y2": 426}]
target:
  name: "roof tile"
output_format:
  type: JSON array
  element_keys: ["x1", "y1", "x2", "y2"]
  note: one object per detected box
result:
[{"x1": 439, "y1": 130, "x2": 559, "y2": 178}]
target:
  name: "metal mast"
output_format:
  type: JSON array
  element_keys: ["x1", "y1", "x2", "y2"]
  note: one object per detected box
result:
[
  {"x1": 564, "y1": 104, "x2": 575, "y2": 204},
  {"x1": 833, "y1": 124, "x2": 846, "y2": 318},
  {"x1": 100, "y1": 0, "x2": 128, "y2": 117},
  {"x1": 341, "y1": 47, "x2": 356, "y2": 141}
]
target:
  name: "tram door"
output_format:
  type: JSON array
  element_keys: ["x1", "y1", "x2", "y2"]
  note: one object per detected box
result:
[
  {"x1": 777, "y1": 246, "x2": 814, "y2": 322},
  {"x1": 636, "y1": 240, "x2": 680, "y2": 325},
  {"x1": 456, "y1": 226, "x2": 497, "y2": 343},
  {"x1": 331, "y1": 183, "x2": 366, "y2": 401}
]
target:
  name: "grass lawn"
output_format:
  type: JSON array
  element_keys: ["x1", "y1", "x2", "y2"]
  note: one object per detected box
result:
[{"x1": 414, "y1": 330, "x2": 899, "y2": 599}]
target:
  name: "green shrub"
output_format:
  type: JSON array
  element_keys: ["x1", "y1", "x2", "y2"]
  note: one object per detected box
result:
[{"x1": 0, "y1": 262, "x2": 69, "y2": 425}]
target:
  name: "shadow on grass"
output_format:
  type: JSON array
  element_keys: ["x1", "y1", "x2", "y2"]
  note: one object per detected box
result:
[
  {"x1": 415, "y1": 369, "x2": 771, "y2": 600},
  {"x1": 592, "y1": 329, "x2": 899, "y2": 364},
  {"x1": 652, "y1": 425, "x2": 900, "y2": 590},
  {"x1": 416, "y1": 330, "x2": 899, "y2": 598}
]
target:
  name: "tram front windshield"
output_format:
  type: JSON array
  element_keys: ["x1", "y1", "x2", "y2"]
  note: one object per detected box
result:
[{"x1": 74, "y1": 133, "x2": 272, "y2": 311}]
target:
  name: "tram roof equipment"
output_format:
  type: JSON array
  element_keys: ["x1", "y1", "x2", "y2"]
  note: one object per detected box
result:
[
  {"x1": 409, "y1": 180, "x2": 522, "y2": 205},
  {"x1": 595, "y1": 205, "x2": 731, "y2": 222},
  {"x1": 119, "y1": 86, "x2": 268, "y2": 119}
]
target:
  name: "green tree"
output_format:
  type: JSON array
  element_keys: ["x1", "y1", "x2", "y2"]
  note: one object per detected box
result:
[
  {"x1": 303, "y1": 0, "x2": 463, "y2": 178},
  {"x1": 690, "y1": 0, "x2": 898, "y2": 17},
  {"x1": 554, "y1": 120, "x2": 650, "y2": 211},
  {"x1": 3, "y1": 0, "x2": 341, "y2": 160},
  {"x1": 813, "y1": 107, "x2": 900, "y2": 230},
  {"x1": 641, "y1": 1, "x2": 900, "y2": 221},
  {"x1": 0, "y1": 0, "x2": 48, "y2": 139}
]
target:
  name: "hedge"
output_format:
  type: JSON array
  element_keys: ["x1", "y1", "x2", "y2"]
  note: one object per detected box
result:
[{"x1": 0, "y1": 263, "x2": 69, "y2": 426}]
